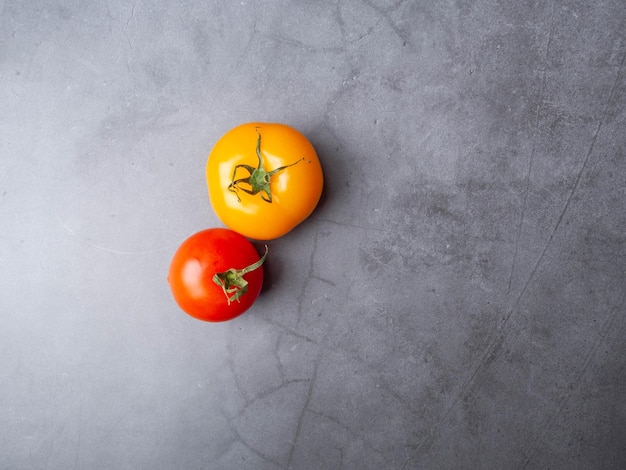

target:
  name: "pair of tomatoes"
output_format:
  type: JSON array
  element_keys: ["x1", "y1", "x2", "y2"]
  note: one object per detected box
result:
[{"x1": 168, "y1": 123, "x2": 324, "y2": 322}]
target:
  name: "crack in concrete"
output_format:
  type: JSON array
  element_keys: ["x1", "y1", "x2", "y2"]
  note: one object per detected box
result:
[
  {"x1": 413, "y1": 9, "x2": 626, "y2": 459},
  {"x1": 515, "y1": 289, "x2": 626, "y2": 469}
]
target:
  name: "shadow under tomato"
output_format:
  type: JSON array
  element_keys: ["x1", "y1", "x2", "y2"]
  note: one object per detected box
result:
[
  {"x1": 251, "y1": 241, "x2": 281, "y2": 296},
  {"x1": 302, "y1": 123, "x2": 352, "y2": 219}
]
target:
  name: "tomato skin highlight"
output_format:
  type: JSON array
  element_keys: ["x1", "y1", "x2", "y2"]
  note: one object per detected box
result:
[
  {"x1": 207, "y1": 122, "x2": 324, "y2": 240},
  {"x1": 168, "y1": 228, "x2": 264, "y2": 322}
]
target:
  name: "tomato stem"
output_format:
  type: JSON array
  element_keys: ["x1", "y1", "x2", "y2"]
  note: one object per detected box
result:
[
  {"x1": 212, "y1": 245, "x2": 268, "y2": 305},
  {"x1": 228, "y1": 128, "x2": 309, "y2": 203}
]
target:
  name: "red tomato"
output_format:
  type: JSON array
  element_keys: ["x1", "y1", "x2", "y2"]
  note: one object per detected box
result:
[{"x1": 168, "y1": 228, "x2": 266, "y2": 322}]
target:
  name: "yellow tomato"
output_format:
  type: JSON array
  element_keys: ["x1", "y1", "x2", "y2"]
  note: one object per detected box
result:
[{"x1": 206, "y1": 123, "x2": 324, "y2": 240}]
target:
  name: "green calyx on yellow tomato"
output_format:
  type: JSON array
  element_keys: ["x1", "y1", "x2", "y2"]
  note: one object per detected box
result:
[
  {"x1": 207, "y1": 122, "x2": 324, "y2": 241},
  {"x1": 228, "y1": 128, "x2": 309, "y2": 204}
]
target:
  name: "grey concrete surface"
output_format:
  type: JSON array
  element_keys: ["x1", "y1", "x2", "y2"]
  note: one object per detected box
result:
[{"x1": 1, "y1": 0, "x2": 625, "y2": 468}]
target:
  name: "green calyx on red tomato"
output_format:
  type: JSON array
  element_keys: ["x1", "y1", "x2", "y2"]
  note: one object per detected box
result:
[
  {"x1": 207, "y1": 122, "x2": 324, "y2": 240},
  {"x1": 168, "y1": 228, "x2": 266, "y2": 322},
  {"x1": 213, "y1": 245, "x2": 268, "y2": 305}
]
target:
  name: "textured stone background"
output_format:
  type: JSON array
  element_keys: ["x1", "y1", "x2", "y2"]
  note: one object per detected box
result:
[{"x1": 1, "y1": 1, "x2": 625, "y2": 468}]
